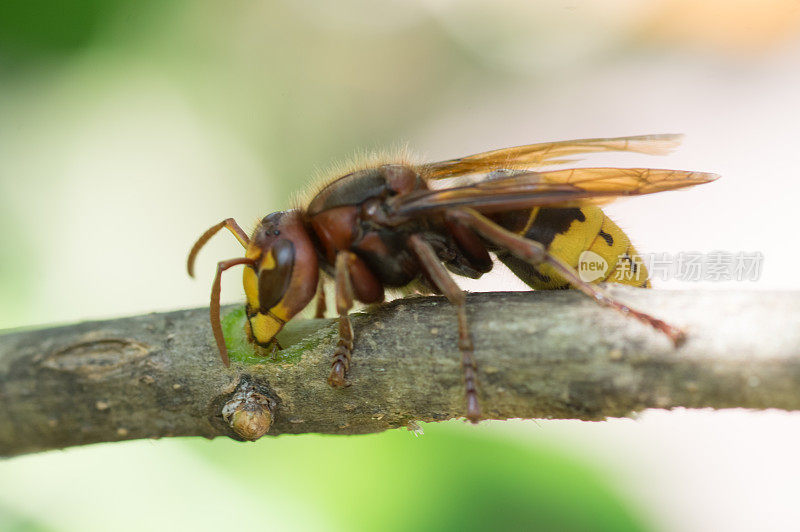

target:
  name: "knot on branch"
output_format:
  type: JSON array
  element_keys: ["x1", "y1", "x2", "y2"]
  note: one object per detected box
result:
[{"x1": 222, "y1": 378, "x2": 277, "y2": 441}]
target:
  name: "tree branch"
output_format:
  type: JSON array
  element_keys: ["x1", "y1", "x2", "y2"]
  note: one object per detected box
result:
[{"x1": 2, "y1": 288, "x2": 799, "y2": 457}]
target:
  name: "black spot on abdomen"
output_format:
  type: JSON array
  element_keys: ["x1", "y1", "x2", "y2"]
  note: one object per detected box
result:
[{"x1": 598, "y1": 229, "x2": 614, "y2": 246}]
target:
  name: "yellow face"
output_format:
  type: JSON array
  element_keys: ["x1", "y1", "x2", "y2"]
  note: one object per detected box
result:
[
  {"x1": 242, "y1": 253, "x2": 291, "y2": 346},
  {"x1": 240, "y1": 210, "x2": 319, "y2": 347}
]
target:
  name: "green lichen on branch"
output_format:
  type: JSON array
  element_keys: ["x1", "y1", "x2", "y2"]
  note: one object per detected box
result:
[{"x1": 222, "y1": 307, "x2": 335, "y2": 366}]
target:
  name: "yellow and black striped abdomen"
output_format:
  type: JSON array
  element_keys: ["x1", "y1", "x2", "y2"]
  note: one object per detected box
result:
[{"x1": 492, "y1": 206, "x2": 650, "y2": 289}]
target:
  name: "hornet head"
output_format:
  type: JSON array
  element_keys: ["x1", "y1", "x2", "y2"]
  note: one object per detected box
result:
[{"x1": 187, "y1": 209, "x2": 319, "y2": 366}]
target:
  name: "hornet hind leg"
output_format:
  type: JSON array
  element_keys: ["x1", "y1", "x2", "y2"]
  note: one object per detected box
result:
[
  {"x1": 447, "y1": 208, "x2": 685, "y2": 346},
  {"x1": 408, "y1": 234, "x2": 481, "y2": 423}
]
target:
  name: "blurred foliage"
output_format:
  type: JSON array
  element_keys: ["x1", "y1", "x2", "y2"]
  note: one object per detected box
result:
[
  {"x1": 0, "y1": 424, "x2": 648, "y2": 532},
  {"x1": 0, "y1": 0, "x2": 110, "y2": 58},
  {"x1": 190, "y1": 423, "x2": 648, "y2": 532},
  {"x1": 0, "y1": 0, "x2": 164, "y2": 67}
]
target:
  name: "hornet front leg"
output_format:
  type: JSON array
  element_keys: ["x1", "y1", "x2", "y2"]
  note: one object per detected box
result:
[{"x1": 328, "y1": 251, "x2": 356, "y2": 387}]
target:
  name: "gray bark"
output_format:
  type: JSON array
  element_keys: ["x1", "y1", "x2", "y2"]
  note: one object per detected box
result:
[{"x1": 2, "y1": 287, "x2": 799, "y2": 457}]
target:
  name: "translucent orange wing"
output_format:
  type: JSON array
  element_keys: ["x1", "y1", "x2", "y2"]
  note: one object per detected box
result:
[
  {"x1": 419, "y1": 134, "x2": 683, "y2": 180},
  {"x1": 387, "y1": 167, "x2": 718, "y2": 219}
]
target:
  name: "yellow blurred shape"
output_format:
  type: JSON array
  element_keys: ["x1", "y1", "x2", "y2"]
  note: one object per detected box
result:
[{"x1": 645, "y1": 0, "x2": 800, "y2": 53}]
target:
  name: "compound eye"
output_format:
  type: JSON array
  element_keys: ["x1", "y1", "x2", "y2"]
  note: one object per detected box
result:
[{"x1": 258, "y1": 239, "x2": 295, "y2": 312}]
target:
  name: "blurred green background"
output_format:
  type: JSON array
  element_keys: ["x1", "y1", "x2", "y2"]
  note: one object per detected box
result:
[{"x1": 3, "y1": 1, "x2": 800, "y2": 530}]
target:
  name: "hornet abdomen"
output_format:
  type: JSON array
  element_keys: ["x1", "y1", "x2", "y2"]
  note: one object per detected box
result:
[{"x1": 492, "y1": 205, "x2": 651, "y2": 289}]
